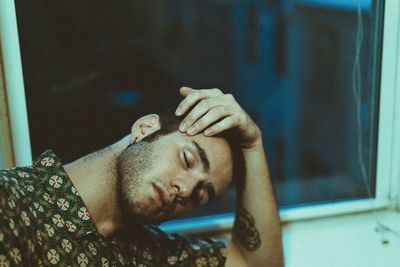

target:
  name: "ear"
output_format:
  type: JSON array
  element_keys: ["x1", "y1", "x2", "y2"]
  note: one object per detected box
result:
[{"x1": 130, "y1": 114, "x2": 161, "y2": 143}]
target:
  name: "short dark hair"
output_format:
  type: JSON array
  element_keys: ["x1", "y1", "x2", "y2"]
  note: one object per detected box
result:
[{"x1": 141, "y1": 110, "x2": 244, "y2": 184}]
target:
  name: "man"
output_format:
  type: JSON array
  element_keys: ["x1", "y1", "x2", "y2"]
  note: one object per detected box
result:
[{"x1": 0, "y1": 87, "x2": 283, "y2": 266}]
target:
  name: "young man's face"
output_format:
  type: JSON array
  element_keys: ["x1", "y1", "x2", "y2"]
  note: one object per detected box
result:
[{"x1": 117, "y1": 131, "x2": 233, "y2": 224}]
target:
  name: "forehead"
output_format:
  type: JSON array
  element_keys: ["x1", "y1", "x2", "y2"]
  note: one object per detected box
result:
[{"x1": 156, "y1": 131, "x2": 234, "y2": 193}]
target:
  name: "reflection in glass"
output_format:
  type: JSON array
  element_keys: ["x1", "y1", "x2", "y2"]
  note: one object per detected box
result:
[{"x1": 16, "y1": 0, "x2": 383, "y2": 216}]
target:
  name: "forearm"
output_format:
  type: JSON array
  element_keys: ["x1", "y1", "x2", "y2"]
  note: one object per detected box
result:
[
  {"x1": 232, "y1": 139, "x2": 283, "y2": 267},
  {"x1": 173, "y1": 87, "x2": 283, "y2": 266}
]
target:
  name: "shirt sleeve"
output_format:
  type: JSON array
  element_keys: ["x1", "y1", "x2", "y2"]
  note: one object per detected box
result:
[
  {"x1": 0, "y1": 178, "x2": 30, "y2": 266},
  {"x1": 144, "y1": 225, "x2": 228, "y2": 267}
]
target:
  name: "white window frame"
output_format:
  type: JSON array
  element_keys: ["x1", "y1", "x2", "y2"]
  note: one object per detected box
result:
[
  {"x1": 0, "y1": 0, "x2": 31, "y2": 167},
  {"x1": 1, "y1": 0, "x2": 399, "y2": 234}
]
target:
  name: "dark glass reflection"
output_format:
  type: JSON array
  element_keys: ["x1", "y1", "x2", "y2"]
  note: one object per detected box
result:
[{"x1": 16, "y1": 0, "x2": 382, "y2": 216}]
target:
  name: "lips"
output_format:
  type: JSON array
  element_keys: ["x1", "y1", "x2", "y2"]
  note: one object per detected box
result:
[{"x1": 153, "y1": 183, "x2": 172, "y2": 208}]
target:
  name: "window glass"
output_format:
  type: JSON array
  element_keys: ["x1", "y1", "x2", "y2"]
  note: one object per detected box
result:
[
  {"x1": 15, "y1": 0, "x2": 383, "y2": 217},
  {"x1": 0, "y1": 148, "x2": 4, "y2": 169}
]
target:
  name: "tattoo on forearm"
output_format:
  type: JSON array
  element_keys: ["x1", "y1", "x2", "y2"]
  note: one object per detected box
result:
[{"x1": 233, "y1": 207, "x2": 261, "y2": 251}]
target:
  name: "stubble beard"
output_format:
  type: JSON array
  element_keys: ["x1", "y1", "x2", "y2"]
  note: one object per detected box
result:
[{"x1": 116, "y1": 141, "x2": 157, "y2": 225}]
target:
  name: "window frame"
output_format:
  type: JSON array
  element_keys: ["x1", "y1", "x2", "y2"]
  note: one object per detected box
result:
[
  {"x1": 0, "y1": 0, "x2": 32, "y2": 167},
  {"x1": 1, "y1": 0, "x2": 399, "y2": 234}
]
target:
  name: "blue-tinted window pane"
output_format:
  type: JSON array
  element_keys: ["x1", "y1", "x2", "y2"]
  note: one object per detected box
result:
[{"x1": 16, "y1": 0, "x2": 383, "y2": 217}]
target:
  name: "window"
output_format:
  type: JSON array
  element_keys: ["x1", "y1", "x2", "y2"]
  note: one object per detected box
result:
[{"x1": 2, "y1": 0, "x2": 398, "y2": 231}]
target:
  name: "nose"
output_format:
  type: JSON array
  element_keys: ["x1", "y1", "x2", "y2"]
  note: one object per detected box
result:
[{"x1": 171, "y1": 176, "x2": 199, "y2": 199}]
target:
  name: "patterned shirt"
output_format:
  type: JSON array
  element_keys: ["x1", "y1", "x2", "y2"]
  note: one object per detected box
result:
[{"x1": 0, "y1": 150, "x2": 227, "y2": 266}]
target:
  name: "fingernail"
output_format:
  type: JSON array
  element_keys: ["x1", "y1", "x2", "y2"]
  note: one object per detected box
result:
[
  {"x1": 187, "y1": 126, "x2": 196, "y2": 135},
  {"x1": 175, "y1": 107, "x2": 182, "y2": 116},
  {"x1": 179, "y1": 122, "x2": 187, "y2": 132},
  {"x1": 204, "y1": 129, "x2": 212, "y2": 136}
]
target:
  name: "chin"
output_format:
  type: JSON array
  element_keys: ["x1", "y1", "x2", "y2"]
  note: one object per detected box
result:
[
  {"x1": 120, "y1": 190, "x2": 178, "y2": 224},
  {"x1": 141, "y1": 209, "x2": 174, "y2": 223},
  {"x1": 122, "y1": 203, "x2": 166, "y2": 225}
]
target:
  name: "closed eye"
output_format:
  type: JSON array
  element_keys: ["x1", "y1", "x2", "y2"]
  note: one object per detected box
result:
[{"x1": 183, "y1": 151, "x2": 189, "y2": 168}]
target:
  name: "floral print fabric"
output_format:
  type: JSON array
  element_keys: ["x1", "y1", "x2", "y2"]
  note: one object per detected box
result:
[{"x1": 0, "y1": 150, "x2": 227, "y2": 266}]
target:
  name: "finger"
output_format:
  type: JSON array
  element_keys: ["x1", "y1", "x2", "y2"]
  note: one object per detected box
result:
[
  {"x1": 179, "y1": 98, "x2": 214, "y2": 132},
  {"x1": 179, "y1": 86, "x2": 193, "y2": 97},
  {"x1": 186, "y1": 106, "x2": 231, "y2": 135},
  {"x1": 175, "y1": 88, "x2": 223, "y2": 116},
  {"x1": 204, "y1": 116, "x2": 240, "y2": 136},
  {"x1": 179, "y1": 95, "x2": 229, "y2": 132}
]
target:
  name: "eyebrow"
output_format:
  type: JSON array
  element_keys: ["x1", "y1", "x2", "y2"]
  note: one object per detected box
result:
[
  {"x1": 205, "y1": 183, "x2": 216, "y2": 205},
  {"x1": 192, "y1": 141, "x2": 210, "y2": 172},
  {"x1": 191, "y1": 141, "x2": 215, "y2": 205}
]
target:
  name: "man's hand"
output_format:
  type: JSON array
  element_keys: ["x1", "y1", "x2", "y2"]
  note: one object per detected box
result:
[{"x1": 175, "y1": 87, "x2": 262, "y2": 149}]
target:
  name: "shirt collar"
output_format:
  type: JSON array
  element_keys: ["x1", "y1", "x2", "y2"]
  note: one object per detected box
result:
[{"x1": 32, "y1": 150, "x2": 98, "y2": 240}]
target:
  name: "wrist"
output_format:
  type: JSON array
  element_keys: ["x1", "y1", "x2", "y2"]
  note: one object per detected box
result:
[
  {"x1": 240, "y1": 125, "x2": 263, "y2": 149},
  {"x1": 242, "y1": 130, "x2": 263, "y2": 151}
]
